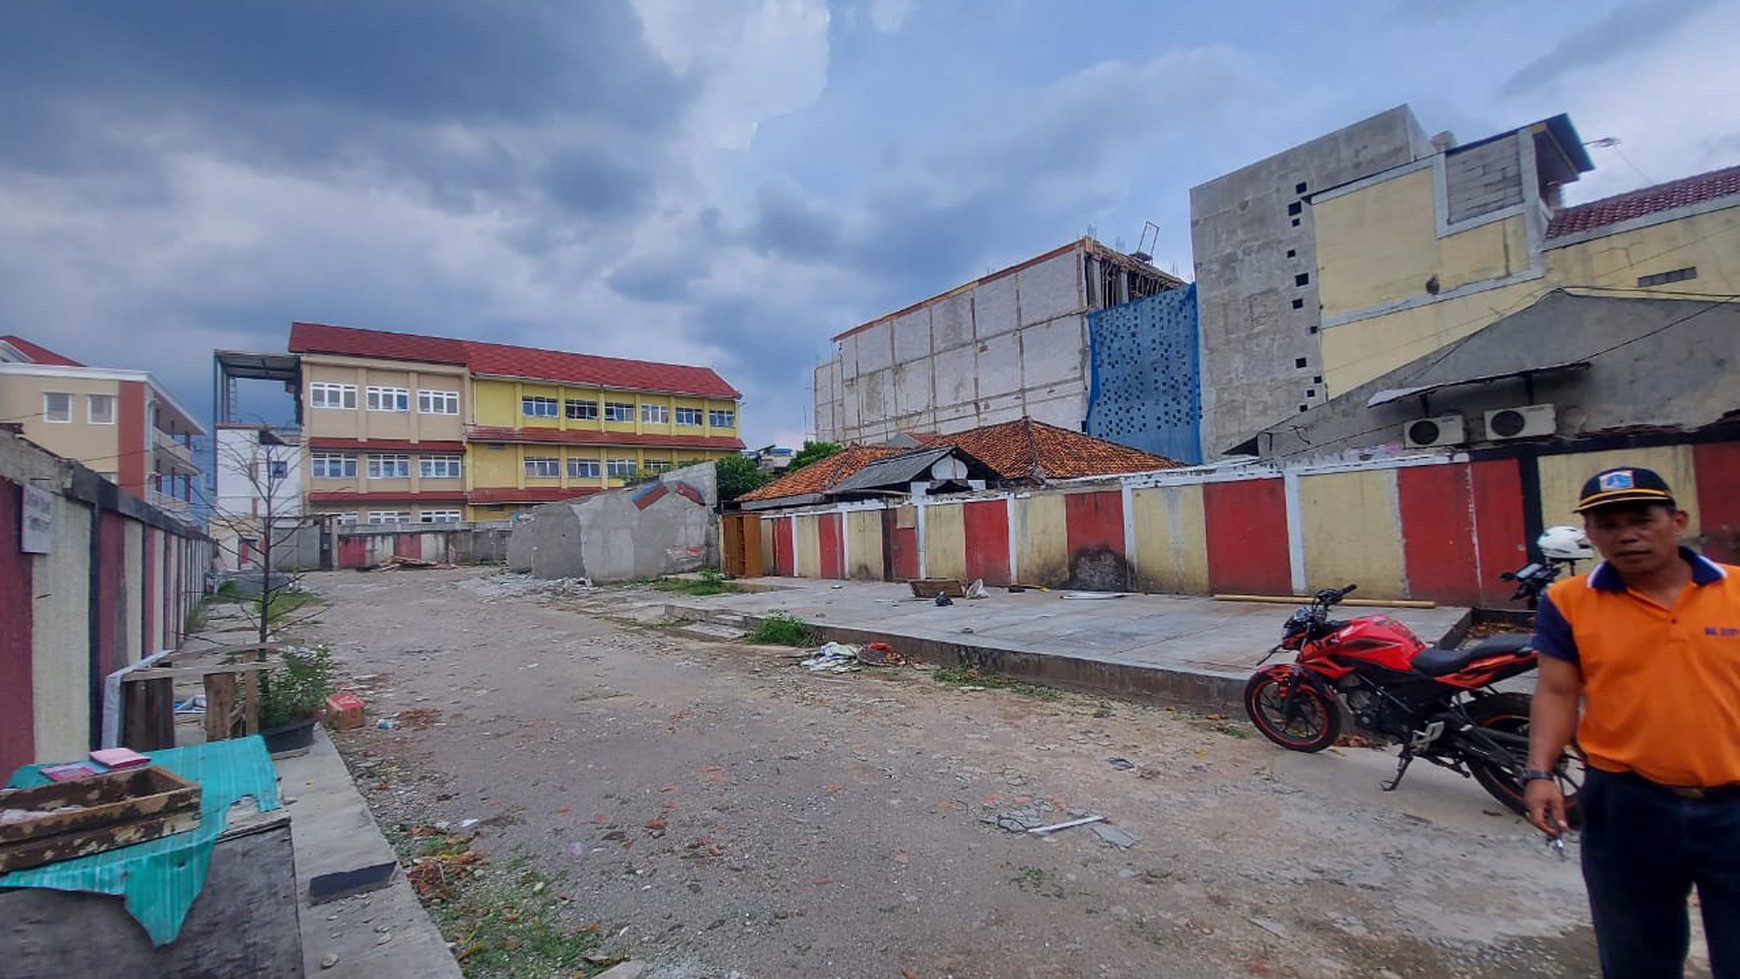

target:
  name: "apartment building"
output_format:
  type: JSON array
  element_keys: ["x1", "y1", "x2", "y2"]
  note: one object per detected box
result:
[
  {"x1": 0, "y1": 335, "x2": 203, "y2": 516},
  {"x1": 285, "y1": 323, "x2": 744, "y2": 523}
]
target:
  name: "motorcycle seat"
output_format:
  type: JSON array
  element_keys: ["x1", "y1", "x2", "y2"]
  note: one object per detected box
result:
[{"x1": 1413, "y1": 633, "x2": 1533, "y2": 676}]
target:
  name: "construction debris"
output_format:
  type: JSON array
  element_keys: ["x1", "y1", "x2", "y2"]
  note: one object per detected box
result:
[{"x1": 365, "y1": 555, "x2": 458, "y2": 572}]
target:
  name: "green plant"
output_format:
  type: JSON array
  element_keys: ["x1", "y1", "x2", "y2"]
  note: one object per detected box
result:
[
  {"x1": 933, "y1": 666, "x2": 1062, "y2": 701},
  {"x1": 258, "y1": 645, "x2": 337, "y2": 729},
  {"x1": 256, "y1": 589, "x2": 322, "y2": 620},
  {"x1": 747, "y1": 611, "x2": 813, "y2": 646},
  {"x1": 650, "y1": 568, "x2": 740, "y2": 596},
  {"x1": 785, "y1": 440, "x2": 843, "y2": 473},
  {"x1": 715, "y1": 454, "x2": 773, "y2": 501}
]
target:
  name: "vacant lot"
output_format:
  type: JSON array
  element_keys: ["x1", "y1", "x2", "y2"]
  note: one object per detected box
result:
[{"x1": 299, "y1": 568, "x2": 1613, "y2": 979}]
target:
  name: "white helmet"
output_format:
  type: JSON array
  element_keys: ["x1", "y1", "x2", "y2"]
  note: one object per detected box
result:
[{"x1": 1539, "y1": 525, "x2": 1594, "y2": 561}]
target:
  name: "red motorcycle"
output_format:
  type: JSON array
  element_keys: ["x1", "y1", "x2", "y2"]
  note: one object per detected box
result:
[{"x1": 1243, "y1": 576, "x2": 1584, "y2": 821}]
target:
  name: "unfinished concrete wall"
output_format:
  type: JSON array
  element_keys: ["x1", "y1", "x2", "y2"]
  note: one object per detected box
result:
[
  {"x1": 513, "y1": 462, "x2": 719, "y2": 582},
  {"x1": 1191, "y1": 105, "x2": 1429, "y2": 458},
  {"x1": 338, "y1": 524, "x2": 512, "y2": 569}
]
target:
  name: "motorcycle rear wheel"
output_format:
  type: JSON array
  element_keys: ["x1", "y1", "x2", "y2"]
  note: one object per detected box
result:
[
  {"x1": 1466, "y1": 692, "x2": 1584, "y2": 826},
  {"x1": 1244, "y1": 671, "x2": 1341, "y2": 753}
]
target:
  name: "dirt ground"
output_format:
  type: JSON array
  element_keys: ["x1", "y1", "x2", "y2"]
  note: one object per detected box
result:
[{"x1": 294, "y1": 568, "x2": 1625, "y2": 979}]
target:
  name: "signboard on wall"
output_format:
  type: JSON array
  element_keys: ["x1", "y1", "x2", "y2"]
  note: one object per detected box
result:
[{"x1": 22, "y1": 484, "x2": 53, "y2": 553}]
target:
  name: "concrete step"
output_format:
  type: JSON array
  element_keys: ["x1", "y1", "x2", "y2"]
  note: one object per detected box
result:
[{"x1": 666, "y1": 621, "x2": 746, "y2": 642}]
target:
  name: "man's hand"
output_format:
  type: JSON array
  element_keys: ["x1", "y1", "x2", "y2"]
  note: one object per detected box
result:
[{"x1": 1525, "y1": 777, "x2": 1569, "y2": 838}]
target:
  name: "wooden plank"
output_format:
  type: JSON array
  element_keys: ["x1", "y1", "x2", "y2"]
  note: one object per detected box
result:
[
  {"x1": 122, "y1": 662, "x2": 272, "y2": 682},
  {"x1": 0, "y1": 767, "x2": 200, "y2": 845},
  {"x1": 0, "y1": 810, "x2": 202, "y2": 874},
  {"x1": 204, "y1": 675, "x2": 237, "y2": 742},
  {"x1": 241, "y1": 671, "x2": 260, "y2": 736}
]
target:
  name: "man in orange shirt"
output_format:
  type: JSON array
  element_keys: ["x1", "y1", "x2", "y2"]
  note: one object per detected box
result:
[{"x1": 1527, "y1": 466, "x2": 1740, "y2": 977}]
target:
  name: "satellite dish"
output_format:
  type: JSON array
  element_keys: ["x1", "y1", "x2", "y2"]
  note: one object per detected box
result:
[{"x1": 930, "y1": 456, "x2": 969, "y2": 481}]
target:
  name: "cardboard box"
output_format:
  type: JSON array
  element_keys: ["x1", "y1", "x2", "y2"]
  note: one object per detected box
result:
[{"x1": 323, "y1": 692, "x2": 366, "y2": 731}]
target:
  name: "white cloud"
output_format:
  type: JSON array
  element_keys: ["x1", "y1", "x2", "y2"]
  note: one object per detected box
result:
[{"x1": 869, "y1": 0, "x2": 915, "y2": 34}]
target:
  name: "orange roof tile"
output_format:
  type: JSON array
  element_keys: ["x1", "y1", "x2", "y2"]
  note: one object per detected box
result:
[
  {"x1": 937, "y1": 418, "x2": 1181, "y2": 480},
  {"x1": 1547, "y1": 163, "x2": 1740, "y2": 239},
  {"x1": 736, "y1": 445, "x2": 906, "y2": 503}
]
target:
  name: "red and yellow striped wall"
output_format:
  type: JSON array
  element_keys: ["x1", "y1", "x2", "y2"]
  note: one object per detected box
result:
[{"x1": 750, "y1": 439, "x2": 1740, "y2": 605}]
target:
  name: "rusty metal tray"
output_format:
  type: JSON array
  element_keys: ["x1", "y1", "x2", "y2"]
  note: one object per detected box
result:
[{"x1": 0, "y1": 766, "x2": 202, "y2": 855}]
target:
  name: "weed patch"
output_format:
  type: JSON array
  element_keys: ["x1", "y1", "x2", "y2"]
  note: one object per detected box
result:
[
  {"x1": 651, "y1": 569, "x2": 740, "y2": 596},
  {"x1": 934, "y1": 666, "x2": 1062, "y2": 701},
  {"x1": 1011, "y1": 865, "x2": 1067, "y2": 899},
  {"x1": 258, "y1": 589, "x2": 322, "y2": 619},
  {"x1": 747, "y1": 612, "x2": 813, "y2": 646}
]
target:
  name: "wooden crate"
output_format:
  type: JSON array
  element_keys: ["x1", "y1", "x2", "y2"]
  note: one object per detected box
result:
[{"x1": 0, "y1": 767, "x2": 203, "y2": 872}]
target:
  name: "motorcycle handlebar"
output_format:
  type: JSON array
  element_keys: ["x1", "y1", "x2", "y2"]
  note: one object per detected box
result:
[{"x1": 1340, "y1": 583, "x2": 1358, "y2": 596}]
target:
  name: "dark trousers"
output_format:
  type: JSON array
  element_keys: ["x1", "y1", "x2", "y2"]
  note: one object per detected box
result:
[{"x1": 1581, "y1": 767, "x2": 1740, "y2": 977}]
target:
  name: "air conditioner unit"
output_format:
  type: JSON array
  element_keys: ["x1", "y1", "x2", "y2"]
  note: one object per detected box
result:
[
  {"x1": 1403, "y1": 414, "x2": 1466, "y2": 449},
  {"x1": 1485, "y1": 404, "x2": 1557, "y2": 441}
]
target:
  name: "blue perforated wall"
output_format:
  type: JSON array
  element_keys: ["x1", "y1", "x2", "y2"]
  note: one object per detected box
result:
[{"x1": 1086, "y1": 284, "x2": 1202, "y2": 464}]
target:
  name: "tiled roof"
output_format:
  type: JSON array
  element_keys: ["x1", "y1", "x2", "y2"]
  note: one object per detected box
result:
[
  {"x1": 737, "y1": 445, "x2": 907, "y2": 502},
  {"x1": 1546, "y1": 163, "x2": 1740, "y2": 239},
  {"x1": 464, "y1": 427, "x2": 745, "y2": 451},
  {"x1": 937, "y1": 418, "x2": 1181, "y2": 480},
  {"x1": 1, "y1": 335, "x2": 84, "y2": 367},
  {"x1": 289, "y1": 322, "x2": 741, "y2": 399},
  {"x1": 307, "y1": 437, "x2": 466, "y2": 454},
  {"x1": 468, "y1": 487, "x2": 603, "y2": 505}
]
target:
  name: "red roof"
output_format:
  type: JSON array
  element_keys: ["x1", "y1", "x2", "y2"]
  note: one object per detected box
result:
[
  {"x1": 464, "y1": 426, "x2": 745, "y2": 451},
  {"x1": 1547, "y1": 163, "x2": 1740, "y2": 239},
  {"x1": 289, "y1": 322, "x2": 741, "y2": 399},
  {"x1": 738, "y1": 445, "x2": 907, "y2": 503},
  {"x1": 307, "y1": 437, "x2": 466, "y2": 454},
  {"x1": 1, "y1": 335, "x2": 84, "y2": 367},
  {"x1": 467, "y1": 487, "x2": 603, "y2": 505}
]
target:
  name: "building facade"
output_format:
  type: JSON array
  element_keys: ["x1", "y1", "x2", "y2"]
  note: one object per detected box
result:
[
  {"x1": 210, "y1": 425, "x2": 303, "y2": 569},
  {"x1": 813, "y1": 238, "x2": 1185, "y2": 446},
  {"x1": 286, "y1": 323, "x2": 744, "y2": 524},
  {"x1": 0, "y1": 335, "x2": 203, "y2": 517}
]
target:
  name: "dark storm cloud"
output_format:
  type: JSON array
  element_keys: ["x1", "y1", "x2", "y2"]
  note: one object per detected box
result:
[
  {"x1": 741, "y1": 181, "x2": 845, "y2": 260},
  {"x1": 1501, "y1": 0, "x2": 1713, "y2": 96},
  {"x1": 543, "y1": 148, "x2": 656, "y2": 217}
]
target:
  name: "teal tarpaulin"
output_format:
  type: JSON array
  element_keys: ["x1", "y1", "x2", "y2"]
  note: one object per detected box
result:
[{"x1": 1, "y1": 737, "x2": 282, "y2": 946}]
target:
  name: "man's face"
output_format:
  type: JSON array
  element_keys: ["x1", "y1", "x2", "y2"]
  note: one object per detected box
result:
[{"x1": 1582, "y1": 503, "x2": 1687, "y2": 578}]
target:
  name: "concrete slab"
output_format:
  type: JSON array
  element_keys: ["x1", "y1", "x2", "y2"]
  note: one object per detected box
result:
[
  {"x1": 663, "y1": 578, "x2": 1472, "y2": 712},
  {"x1": 276, "y1": 729, "x2": 460, "y2": 978}
]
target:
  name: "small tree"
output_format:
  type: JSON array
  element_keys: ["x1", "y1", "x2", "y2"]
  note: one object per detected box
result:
[
  {"x1": 206, "y1": 429, "x2": 324, "y2": 643},
  {"x1": 716, "y1": 454, "x2": 772, "y2": 502},
  {"x1": 786, "y1": 440, "x2": 844, "y2": 473}
]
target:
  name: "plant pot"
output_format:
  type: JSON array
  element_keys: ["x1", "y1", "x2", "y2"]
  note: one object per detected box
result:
[{"x1": 260, "y1": 716, "x2": 318, "y2": 755}]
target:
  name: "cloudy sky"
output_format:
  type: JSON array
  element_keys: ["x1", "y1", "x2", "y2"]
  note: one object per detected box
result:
[{"x1": 3, "y1": 0, "x2": 1735, "y2": 448}]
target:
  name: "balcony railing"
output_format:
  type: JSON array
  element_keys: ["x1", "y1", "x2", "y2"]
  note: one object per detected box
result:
[
  {"x1": 147, "y1": 488, "x2": 193, "y2": 517},
  {"x1": 154, "y1": 430, "x2": 198, "y2": 473}
]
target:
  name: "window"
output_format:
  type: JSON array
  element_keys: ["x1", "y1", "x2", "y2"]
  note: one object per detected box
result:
[
  {"x1": 87, "y1": 394, "x2": 116, "y2": 425},
  {"x1": 522, "y1": 396, "x2": 559, "y2": 418},
  {"x1": 1638, "y1": 266, "x2": 1697, "y2": 287},
  {"x1": 644, "y1": 459, "x2": 673, "y2": 474},
  {"x1": 366, "y1": 386, "x2": 409, "y2": 412},
  {"x1": 367, "y1": 511, "x2": 412, "y2": 525},
  {"x1": 524, "y1": 456, "x2": 560, "y2": 478},
  {"x1": 708, "y1": 409, "x2": 735, "y2": 428},
  {"x1": 420, "y1": 457, "x2": 462, "y2": 479},
  {"x1": 269, "y1": 460, "x2": 289, "y2": 480},
  {"x1": 1291, "y1": 218, "x2": 1301, "y2": 228},
  {"x1": 367, "y1": 454, "x2": 411, "y2": 479},
  {"x1": 568, "y1": 458, "x2": 601, "y2": 479},
  {"x1": 1294, "y1": 273, "x2": 1310, "y2": 287},
  {"x1": 641, "y1": 403, "x2": 670, "y2": 425},
  {"x1": 604, "y1": 401, "x2": 635, "y2": 422},
  {"x1": 565, "y1": 399, "x2": 598, "y2": 420},
  {"x1": 675, "y1": 407, "x2": 703, "y2": 426},
  {"x1": 418, "y1": 389, "x2": 459, "y2": 415},
  {"x1": 606, "y1": 458, "x2": 637, "y2": 478},
  {"x1": 1287, "y1": 201, "x2": 1303, "y2": 216},
  {"x1": 311, "y1": 452, "x2": 357, "y2": 478},
  {"x1": 334, "y1": 512, "x2": 359, "y2": 526},
  {"x1": 1286, "y1": 249, "x2": 1297, "y2": 259},
  {"x1": 310, "y1": 382, "x2": 357, "y2": 409},
  {"x1": 43, "y1": 392, "x2": 72, "y2": 423},
  {"x1": 1295, "y1": 357, "x2": 1308, "y2": 369},
  {"x1": 419, "y1": 510, "x2": 462, "y2": 524},
  {"x1": 1291, "y1": 298, "x2": 1304, "y2": 310},
  {"x1": 1295, "y1": 181, "x2": 1308, "y2": 194}
]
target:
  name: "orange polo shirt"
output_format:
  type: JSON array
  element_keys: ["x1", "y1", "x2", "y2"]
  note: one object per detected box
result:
[{"x1": 1532, "y1": 549, "x2": 1740, "y2": 787}]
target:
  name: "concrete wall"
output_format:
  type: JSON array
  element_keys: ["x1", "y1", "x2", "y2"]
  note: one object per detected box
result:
[
  {"x1": 1190, "y1": 105, "x2": 1429, "y2": 458},
  {"x1": 509, "y1": 462, "x2": 719, "y2": 582},
  {"x1": 335, "y1": 524, "x2": 511, "y2": 569},
  {"x1": 750, "y1": 436, "x2": 1740, "y2": 606},
  {"x1": 0, "y1": 429, "x2": 211, "y2": 773},
  {"x1": 1086, "y1": 285, "x2": 1202, "y2": 464}
]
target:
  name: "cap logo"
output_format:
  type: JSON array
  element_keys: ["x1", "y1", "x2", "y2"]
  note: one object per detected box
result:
[{"x1": 1598, "y1": 470, "x2": 1635, "y2": 491}]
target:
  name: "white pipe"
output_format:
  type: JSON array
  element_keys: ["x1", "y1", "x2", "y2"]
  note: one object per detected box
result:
[{"x1": 102, "y1": 647, "x2": 176, "y2": 749}]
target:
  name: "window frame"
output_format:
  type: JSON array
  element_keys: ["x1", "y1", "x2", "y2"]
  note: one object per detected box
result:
[
  {"x1": 419, "y1": 456, "x2": 463, "y2": 479},
  {"x1": 523, "y1": 456, "x2": 561, "y2": 479},
  {"x1": 565, "y1": 398, "x2": 599, "y2": 421},
  {"x1": 366, "y1": 453, "x2": 411, "y2": 479},
  {"x1": 604, "y1": 401, "x2": 635, "y2": 422},
  {"x1": 708, "y1": 409, "x2": 736, "y2": 428},
  {"x1": 674, "y1": 406, "x2": 703, "y2": 427},
  {"x1": 417, "y1": 389, "x2": 460, "y2": 415},
  {"x1": 418, "y1": 509, "x2": 463, "y2": 524},
  {"x1": 641, "y1": 403, "x2": 670, "y2": 425},
  {"x1": 43, "y1": 392, "x2": 73, "y2": 423},
  {"x1": 366, "y1": 386, "x2": 410, "y2": 412},
  {"x1": 606, "y1": 458, "x2": 637, "y2": 478},
  {"x1": 87, "y1": 393, "x2": 116, "y2": 425},
  {"x1": 311, "y1": 452, "x2": 357, "y2": 479},
  {"x1": 334, "y1": 512, "x2": 359, "y2": 526},
  {"x1": 568, "y1": 458, "x2": 601, "y2": 479},
  {"x1": 309, "y1": 382, "x2": 358, "y2": 410},
  {"x1": 366, "y1": 510, "x2": 412, "y2": 525},
  {"x1": 521, "y1": 396, "x2": 560, "y2": 418}
]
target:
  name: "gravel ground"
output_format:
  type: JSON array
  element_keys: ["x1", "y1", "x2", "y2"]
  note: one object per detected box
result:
[{"x1": 292, "y1": 568, "x2": 1632, "y2": 979}]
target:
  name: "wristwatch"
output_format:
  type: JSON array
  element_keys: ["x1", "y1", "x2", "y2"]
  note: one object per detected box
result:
[{"x1": 1521, "y1": 769, "x2": 1557, "y2": 783}]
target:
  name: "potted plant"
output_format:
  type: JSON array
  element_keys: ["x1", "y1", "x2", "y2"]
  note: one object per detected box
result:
[{"x1": 258, "y1": 645, "x2": 336, "y2": 754}]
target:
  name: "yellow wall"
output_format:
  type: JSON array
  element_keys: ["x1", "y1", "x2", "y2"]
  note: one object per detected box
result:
[
  {"x1": 846, "y1": 510, "x2": 884, "y2": 580},
  {"x1": 1315, "y1": 176, "x2": 1740, "y2": 395},
  {"x1": 301, "y1": 358, "x2": 467, "y2": 442},
  {"x1": 794, "y1": 515, "x2": 821, "y2": 578},
  {"x1": 1, "y1": 374, "x2": 123, "y2": 479},
  {"x1": 1014, "y1": 494, "x2": 1069, "y2": 587},
  {"x1": 1129, "y1": 484, "x2": 1210, "y2": 594},
  {"x1": 1298, "y1": 470, "x2": 1406, "y2": 599},
  {"x1": 922, "y1": 503, "x2": 966, "y2": 581},
  {"x1": 1537, "y1": 446, "x2": 1702, "y2": 539},
  {"x1": 473, "y1": 379, "x2": 519, "y2": 427}
]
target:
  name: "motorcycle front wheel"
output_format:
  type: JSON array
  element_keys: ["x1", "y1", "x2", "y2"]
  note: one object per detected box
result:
[
  {"x1": 1466, "y1": 692, "x2": 1584, "y2": 826},
  {"x1": 1244, "y1": 671, "x2": 1341, "y2": 753}
]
